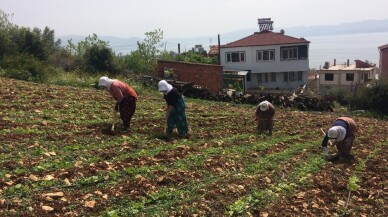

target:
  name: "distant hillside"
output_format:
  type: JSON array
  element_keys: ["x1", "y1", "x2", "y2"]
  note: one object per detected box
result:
[{"x1": 57, "y1": 19, "x2": 388, "y2": 54}]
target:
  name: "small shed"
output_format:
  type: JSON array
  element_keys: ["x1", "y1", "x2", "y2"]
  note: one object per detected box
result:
[{"x1": 222, "y1": 70, "x2": 248, "y2": 93}]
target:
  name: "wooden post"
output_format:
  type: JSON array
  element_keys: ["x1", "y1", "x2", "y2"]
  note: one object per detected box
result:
[{"x1": 217, "y1": 34, "x2": 221, "y2": 65}]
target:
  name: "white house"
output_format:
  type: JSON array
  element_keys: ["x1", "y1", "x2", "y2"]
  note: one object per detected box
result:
[
  {"x1": 220, "y1": 29, "x2": 310, "y2": 92},
  {"x1": 317, "y1": 59, "x2": 378, "y2": 92}
]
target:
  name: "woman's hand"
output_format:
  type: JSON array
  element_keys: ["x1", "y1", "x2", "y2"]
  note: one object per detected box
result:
[{"x1": 165, "y1": 106, "x2": 174, "y2": 118}]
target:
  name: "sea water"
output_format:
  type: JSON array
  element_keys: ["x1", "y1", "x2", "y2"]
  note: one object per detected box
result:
[{"x1": 307, "y1": 32, "x2": 388, "y2": 69}]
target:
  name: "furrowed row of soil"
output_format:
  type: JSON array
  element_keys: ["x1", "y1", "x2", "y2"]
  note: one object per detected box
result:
[
  {"x1": 0, "y1": 132, "x2": 298, "y2": 203},
  {"x1": 0, "y1": 131, "x2": 316, "y2": 215},
  {"x1": 257, "y1": 121, "x2": 388, "y2": 216}
]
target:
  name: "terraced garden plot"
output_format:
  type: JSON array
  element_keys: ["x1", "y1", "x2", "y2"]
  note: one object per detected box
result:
[{"x1": 0, "y1": 77, "x2": 387, "y2": 216}]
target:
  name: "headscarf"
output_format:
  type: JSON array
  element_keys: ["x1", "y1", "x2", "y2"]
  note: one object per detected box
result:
[
  {"x1": 158, "y1": 80, "x2": 173, "y2": 94},
  {"x1": 98, "y1": 76, "x2": 115, "y2": 90},
  {"x1": 328, "y1": 126, "x2": 347, "y2": 141},
  {"x1": 259, "y1": 100, "x2": 269, "y2": 111}
]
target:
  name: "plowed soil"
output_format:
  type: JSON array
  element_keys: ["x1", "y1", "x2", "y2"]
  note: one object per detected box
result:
[{"x1": 0, "y1": 78, "x2": 386, "y2": 216}]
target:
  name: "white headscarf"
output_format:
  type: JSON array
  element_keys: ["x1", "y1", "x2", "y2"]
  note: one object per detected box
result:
[
  {"x1": 158, "y1": 80, "x2": 173, "y2": 94},
  {"x1": 328, "y1": 126, "x2": 347, "y2": 141},
  {"x1": 98, "y1": 76, "x2": 115, "y2": 90},
  {"x1": 259, "y1": 100, "x2": 269, "y2": 111}
]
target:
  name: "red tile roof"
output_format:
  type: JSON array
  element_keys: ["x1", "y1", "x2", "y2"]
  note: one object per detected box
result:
[
  {"x1": 379, "y1": 44, "x2": 388, "y2": 50},
  {"x1": 221, "y1": 30, "x2": 310, "y2": 48},
  {"x1": 355, "y1": 59, "x2": 375, "y2": 68},
  {"x1": 208, "y1": 45, "x2": 219, "y2": 55}
]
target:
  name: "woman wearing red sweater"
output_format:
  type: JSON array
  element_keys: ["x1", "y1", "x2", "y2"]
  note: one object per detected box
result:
[{"x1": 98, "y1": 76, "x2": 138, "y2": 132}]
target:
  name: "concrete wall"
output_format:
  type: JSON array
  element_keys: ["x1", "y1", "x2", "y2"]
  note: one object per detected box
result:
[
  {"x1": 317, "y1": 70, "x2": 375, "y2": 92},
  {"x1": 248, "y1": 72, "x2": 306, "y2": 89},
  {"x1": 318, "y1": 70, "x2": 371, "y2": 86},
  {"x1": 220, "y1": 44, "x2": 310, "y2": 72},
  {"x1": 219, "y1": 44, "x2": 309, "y2": 90},
  {"x1": 156, "y1": 60, "x2": 223, "y2": 94}
]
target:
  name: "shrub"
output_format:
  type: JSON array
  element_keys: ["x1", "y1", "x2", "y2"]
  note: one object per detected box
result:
[
  {"x1": 325, "y1": 87, "x2": 351, "y2": 106},
  {"x1": 352, "y1": 80, "x2": 388, "y2": 115},
  {"x1": 1, "y1": 53, "x2": 51, "y2": 82}
]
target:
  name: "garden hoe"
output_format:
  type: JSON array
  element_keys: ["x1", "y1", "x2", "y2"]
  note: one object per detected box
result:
[
  {"x1": 320, "y1": 128, "x2": 333, "y2": 159},
  {"x1": 111, "y1": 107, "x2": 119, "y2": 133}
]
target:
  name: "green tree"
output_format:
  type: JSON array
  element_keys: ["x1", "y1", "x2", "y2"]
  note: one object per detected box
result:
[
  {"x1": 0, "y1": 10, "x2": 60, "y2": 81},
  {"x1": 3, "y1": 25, "x2": 60, "y2": 62},
  {"x1": 84, "y1": 45, "x2": 116, "y2": 73},
  {"x1": 0, "y1": 10, "x2": 15, "y2": 62},
  {"x1": 42, "y1": 27, "x2": 61, "y2": 57},
  {"x1": 66, "y1": 33, "x2": 117, "y2": 73},
  {"x1": 0, "y1": 10, "x2": 12, "y2": 28},
  {"x1": 13, "y1": 27, "x2": 46, "y2": 60},
  {"x1": 67, "y1": 33, "x2": 108, "y2": 57},
  {"x1": 125, "y1": 29, "x2": 164, "y2": 73}
]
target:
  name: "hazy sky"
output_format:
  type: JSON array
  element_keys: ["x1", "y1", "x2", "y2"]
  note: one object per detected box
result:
[{"x1": 1, "y1": 0, "x2": 388, "y2": 38}]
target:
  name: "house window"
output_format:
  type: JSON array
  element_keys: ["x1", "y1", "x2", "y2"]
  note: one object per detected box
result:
[
  {"x1": 283, "y1": 72, "x2": 289, "y2": 82},
  {"x1": 297, "y1": 45, "x2": 308, "y2": 59},
  {"x1": 226, "y1": 51, "x2": 245, "y2": 62},
  {"x1": 297, "y1": 71, "x2": 303, "y2": 81},
  {"x1": 257, "y1": 52, "x2": 262, "y2": 61},
  {"x1": 264, "y1": 73, "x2": 269, "y2": 82},
  {"x1": 325, "y1": 73, "x2": 334, "y2": 81},
  {"x1": 271, "y1": 73, "x2": 276, "y2": 82},
  {"x1": 346, "y1": 73, "x2": 354, "y2": 81},
  {"x1": 280, "y1": 47, "x2": 298, "y2": 60},
  {"x1": 257, "y1": 73, "x2": 262, "y2": 83},
  {"x1": 257, "y1": 50, "x2": 275, "y2": 61},
  {"x1": 289, "y1": 72, "x2": 295, "y2": 82}
]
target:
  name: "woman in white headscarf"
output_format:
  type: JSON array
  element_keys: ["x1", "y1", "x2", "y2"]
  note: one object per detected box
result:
[
  {"x1": 254, "y1": 100, "x2": 275, "y2": 135},
  {"x1": 158, "y1": 80, "x2": 189, "y2": 137},
  {"x1": 321, "y1": 117, "x2": 357, "y2": 161},
  {"x1": 98, "y1": 76, "x2": 138, "y2": 132}
]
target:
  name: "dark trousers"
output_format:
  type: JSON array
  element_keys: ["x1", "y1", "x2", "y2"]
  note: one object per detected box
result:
[
  {"x1": 119, "y1": 96, "x2": 136, "y2": 129},
  {"x1": 167, "y1": 98, "x2": 188, "y2": 136},
  {"x1": 334, "y1": 134, "x2": 355, "y2": 158},
  {"x1": 257, "y1": 118, "x2": 274, "y2": 133}
]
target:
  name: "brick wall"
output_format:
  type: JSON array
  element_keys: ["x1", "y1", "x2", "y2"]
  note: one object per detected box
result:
[
  {"x1": 380, "y1": 49, "x2": 388, "y2": 80},
  {"x1": 156, "y1": 60, "x2": 223, "y2": 94}
]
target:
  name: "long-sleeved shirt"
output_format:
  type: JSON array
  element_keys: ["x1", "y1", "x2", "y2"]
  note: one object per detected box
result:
[
  {"x1": 164, "y1": 88, "x2": 182, "y2": 107},
  {"x1": 255, "y1": 103, "x2": 275, "y2": 120},
  {"x1": 109, "y1": 80, "x2": 138, "y2": 102},
  {"x1": 321, "y1": 117, "x2": 357, "y2": 147}
]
